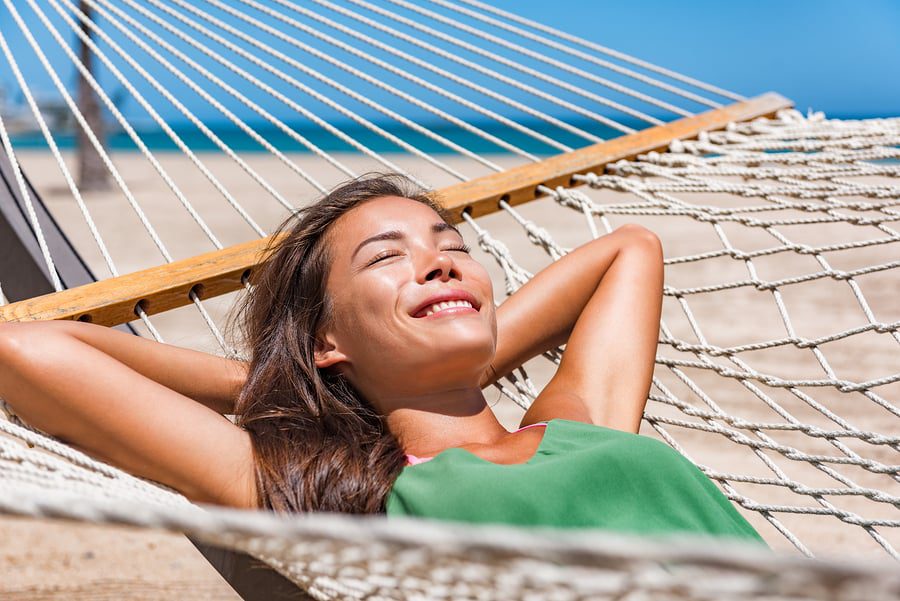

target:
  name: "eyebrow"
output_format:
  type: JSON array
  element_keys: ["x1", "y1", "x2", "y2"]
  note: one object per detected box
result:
[{"x1": 351, "y1": 222, "x2": 461, "y2": 262}]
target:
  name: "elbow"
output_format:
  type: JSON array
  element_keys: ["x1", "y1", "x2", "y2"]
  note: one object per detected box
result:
[
  {"x1": 611, "y1": 224, "x2": 664, "y2": 287},
  {"x1": 614, "y1": 223, "x2": 664, "y2": 256},
  {"x1": 0, "y1": 322, "x2": 35, "y2": 400},
  {"x1": 614, "y1": 224, "x2": 664, "y2": 271},
  {"x1": 0, "y1": 321, "x2": 72, "y2": 376},
  {"x1": 0, "y1": 322, "x2": 29, "y2": 364}
]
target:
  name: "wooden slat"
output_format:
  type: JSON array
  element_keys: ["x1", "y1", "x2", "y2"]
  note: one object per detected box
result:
[
  {"x1": 438, "y1": 92, "x2": 791, "y2": 221},
  {"x1": 0, "y1": 237, "x2": 266, "y2": 326},
  {"x1": 0, "y1": 93, "x2": 792, "y2": 327}
]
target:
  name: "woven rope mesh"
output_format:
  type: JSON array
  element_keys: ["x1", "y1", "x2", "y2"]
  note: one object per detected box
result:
[
  {"x1": 0, "y1": 0, "x2": 898, "y2": 597},
  {"x1": 1, "y1": 110, "x2": 898, "y2": 599},
  {"x1": 465, "y1": 111, "x2": 900, "y2": 560}
]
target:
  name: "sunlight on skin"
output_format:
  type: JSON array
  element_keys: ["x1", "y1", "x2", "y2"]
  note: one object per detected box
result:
[
  {"x1": 310, "y1": 195, "x2": 663, "y2": 462},
  {"x1": 312, "y1": 196, "x2": 507, "y2": 458}
]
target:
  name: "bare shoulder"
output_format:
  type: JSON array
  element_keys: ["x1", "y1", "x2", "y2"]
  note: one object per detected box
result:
[
  {"x1": 169, "y1": 421, "x2": 259, "y2": 510},
  {"x1": 194, "y1": 425, "x2": 259, "y2": 510},
  {"x1": 518, "y1": 389, "x2": 594, "y2": 428},
  {"x1": 64, "y1": 413, "x2": 258, "y2": 510}
]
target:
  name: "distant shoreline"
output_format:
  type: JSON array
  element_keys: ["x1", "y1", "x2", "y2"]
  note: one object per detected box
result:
[{"x1": 7, "y1": 113, "x2": 896, "y2": 155}]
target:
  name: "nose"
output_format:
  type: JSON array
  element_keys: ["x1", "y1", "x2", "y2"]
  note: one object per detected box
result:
[{"x1": 419, "y1": 249, "x2": 460, "y2": 283}]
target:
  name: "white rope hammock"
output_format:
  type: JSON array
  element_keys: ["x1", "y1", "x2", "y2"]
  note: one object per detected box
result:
[{"x1": 0, "y1": 1, "x2": 898, "y2": 598}]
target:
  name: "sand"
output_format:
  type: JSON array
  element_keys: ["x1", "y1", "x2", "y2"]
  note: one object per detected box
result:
[{"x1": 1, "y1": 150, "x2": 897, "y2": 599}]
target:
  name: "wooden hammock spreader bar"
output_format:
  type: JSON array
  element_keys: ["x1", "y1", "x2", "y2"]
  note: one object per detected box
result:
[
  {"x1": 0, "y1": 93, "x2": 791, "y2": 327},
  {"x1": 439, "y1": 92, "x2": 791, "y2": 220}
]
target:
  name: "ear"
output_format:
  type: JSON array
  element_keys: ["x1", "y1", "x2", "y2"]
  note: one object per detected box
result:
[{"x1": 314, "y1": 331, "x2": 348, "y2": 370}]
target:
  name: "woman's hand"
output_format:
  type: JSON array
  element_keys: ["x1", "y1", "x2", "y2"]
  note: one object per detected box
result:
[{"x1": 483, "y1": 224, "x2": 664, "y2": 433}]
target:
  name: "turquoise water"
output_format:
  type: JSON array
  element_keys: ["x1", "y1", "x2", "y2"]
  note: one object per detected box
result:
[
  {"x1": 8, "y1": 118, "x2": 636, "y2": 155},
  {"x1": 10, "y1": 115, "x2": 893, "y2": 156}
]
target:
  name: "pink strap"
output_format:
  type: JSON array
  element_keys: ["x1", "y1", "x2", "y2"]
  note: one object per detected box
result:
[
  {"x1": 405, "y1": 422, "x2": 548, "y2": 466},
  {"x1": 515, "y1": 422, "x2": 549, "y2": 433}
]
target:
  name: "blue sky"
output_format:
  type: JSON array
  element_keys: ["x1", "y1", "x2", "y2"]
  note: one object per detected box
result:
[
  {"x1": 497, "y1": 0, "x2": 900, "y2": 117},
  {"x1": 1, "y1": 0, "x2": 897, "y2": 130}
]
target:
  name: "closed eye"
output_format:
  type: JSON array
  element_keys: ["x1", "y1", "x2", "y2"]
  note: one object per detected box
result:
[
  {"x1": 367, "y1": 250, "x2": 403, "y2": 266},
  {"x1": 368, "y1": 244, "x2": 469, "y2": 266}
]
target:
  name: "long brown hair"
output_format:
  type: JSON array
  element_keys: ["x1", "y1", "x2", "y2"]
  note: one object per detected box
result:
[{"x1": 230, "y1": 172, "x2": 451, "y2": 514}]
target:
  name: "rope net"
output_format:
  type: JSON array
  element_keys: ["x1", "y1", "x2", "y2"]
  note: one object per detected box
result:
[
  {"x1": 0, "y1": 0, "x2": 898, "y2": 598},
  {"x1": 1, "y1": 109, "x2": 898, "y2": 598}
]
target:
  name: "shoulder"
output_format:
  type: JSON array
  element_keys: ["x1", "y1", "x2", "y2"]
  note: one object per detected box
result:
[{"x1": 518, "y1": 392, "x2": 594, "y2": 429}]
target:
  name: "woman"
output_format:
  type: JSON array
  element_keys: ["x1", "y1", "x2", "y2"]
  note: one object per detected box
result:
[{"x1": 0, "y1": 173, "x2": 763, "y2": 543}]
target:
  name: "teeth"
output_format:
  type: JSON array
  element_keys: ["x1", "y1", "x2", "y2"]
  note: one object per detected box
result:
[{"x1": 424, "y1": 299, "x2": 473, "y2": 316}]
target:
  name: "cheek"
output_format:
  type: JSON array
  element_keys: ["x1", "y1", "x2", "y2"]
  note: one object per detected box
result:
[
  {"x1": 470, "y1": 263, "x2": 497, "y2": 319},
  {"x1": 335, "y1": 272, "x2": 405, "y2": 339},
  {"x1": 467, "y1": 260, "x2": 494, "y2": 294}
]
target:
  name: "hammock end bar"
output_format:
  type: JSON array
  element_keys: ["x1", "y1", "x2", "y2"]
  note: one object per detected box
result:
[{"x1": 0, "y1": 93, "x2": 793, "y2": 327}]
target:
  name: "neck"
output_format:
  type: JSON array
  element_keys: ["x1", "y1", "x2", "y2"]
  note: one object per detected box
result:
[{"x1": 382, "y1": 387, "x2": 508, "y2": 457}]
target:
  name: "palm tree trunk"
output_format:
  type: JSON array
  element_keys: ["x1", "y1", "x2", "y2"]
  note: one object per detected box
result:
[{"x1": 76, "y1": 0, "x2": 109, "y2": 192}]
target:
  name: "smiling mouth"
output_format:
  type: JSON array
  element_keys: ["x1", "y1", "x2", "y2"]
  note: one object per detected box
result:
[{"x1": 413, "y1": 299, "x2": 478, "y2": 318}]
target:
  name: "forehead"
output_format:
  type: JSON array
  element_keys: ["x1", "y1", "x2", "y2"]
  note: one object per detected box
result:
[{"x1": 330, "y1": 195, "x2": 448, "y2": 242}]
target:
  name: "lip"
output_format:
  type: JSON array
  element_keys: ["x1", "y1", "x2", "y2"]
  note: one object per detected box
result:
[{"x1": 410, "y1": 288, "x2": 481, "y2": 318}]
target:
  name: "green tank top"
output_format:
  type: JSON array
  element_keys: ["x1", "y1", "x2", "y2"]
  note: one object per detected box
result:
[{"x1": 386, "y1": 418, "x2": 765, "y2": 544}]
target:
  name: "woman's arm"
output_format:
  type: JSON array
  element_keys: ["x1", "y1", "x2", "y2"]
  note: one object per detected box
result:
[
  {"x1": 0, "y1": 321, "x2": 256, "y2": 508},
  {"x1": 484, "y1": 224, "x2": 664, "y2": 433},
  {"x1": 6, "y1": 320, "x2": 247, "y2": 415}
]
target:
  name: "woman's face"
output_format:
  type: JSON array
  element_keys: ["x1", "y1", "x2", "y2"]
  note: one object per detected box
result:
[{"x1": 314, "y1": 195, "x2": 497, "y2": 406}]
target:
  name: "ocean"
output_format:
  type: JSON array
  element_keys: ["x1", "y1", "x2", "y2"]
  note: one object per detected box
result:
[{"x1": 7, "y1": 118, "x2": 641, "y2": 155}]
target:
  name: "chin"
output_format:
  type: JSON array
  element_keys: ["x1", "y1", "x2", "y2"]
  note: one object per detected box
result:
[
  {"x1": 431, "y1": 326, "x2": 494, "y2": 354},
  {"x1": 432, "y1": 343, "x2": 494, "y2": 375},
  {"x1": 406, "y1": 333, "x2": 494, "y2": 375}
]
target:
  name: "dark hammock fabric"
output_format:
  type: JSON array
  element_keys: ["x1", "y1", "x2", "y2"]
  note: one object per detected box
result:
[{"x1": 387, "y1": 418, "x2": 765, "y2": 544}]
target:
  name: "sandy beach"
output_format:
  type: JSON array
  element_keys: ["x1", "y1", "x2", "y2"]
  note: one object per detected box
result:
[{"x1": 1, "y1": 149, "x2": 897, "y2": 599}]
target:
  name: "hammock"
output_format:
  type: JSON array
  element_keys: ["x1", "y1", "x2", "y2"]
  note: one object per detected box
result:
[{"x1": 0, "y1": 1, "x2": 898, "y2": 599}]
